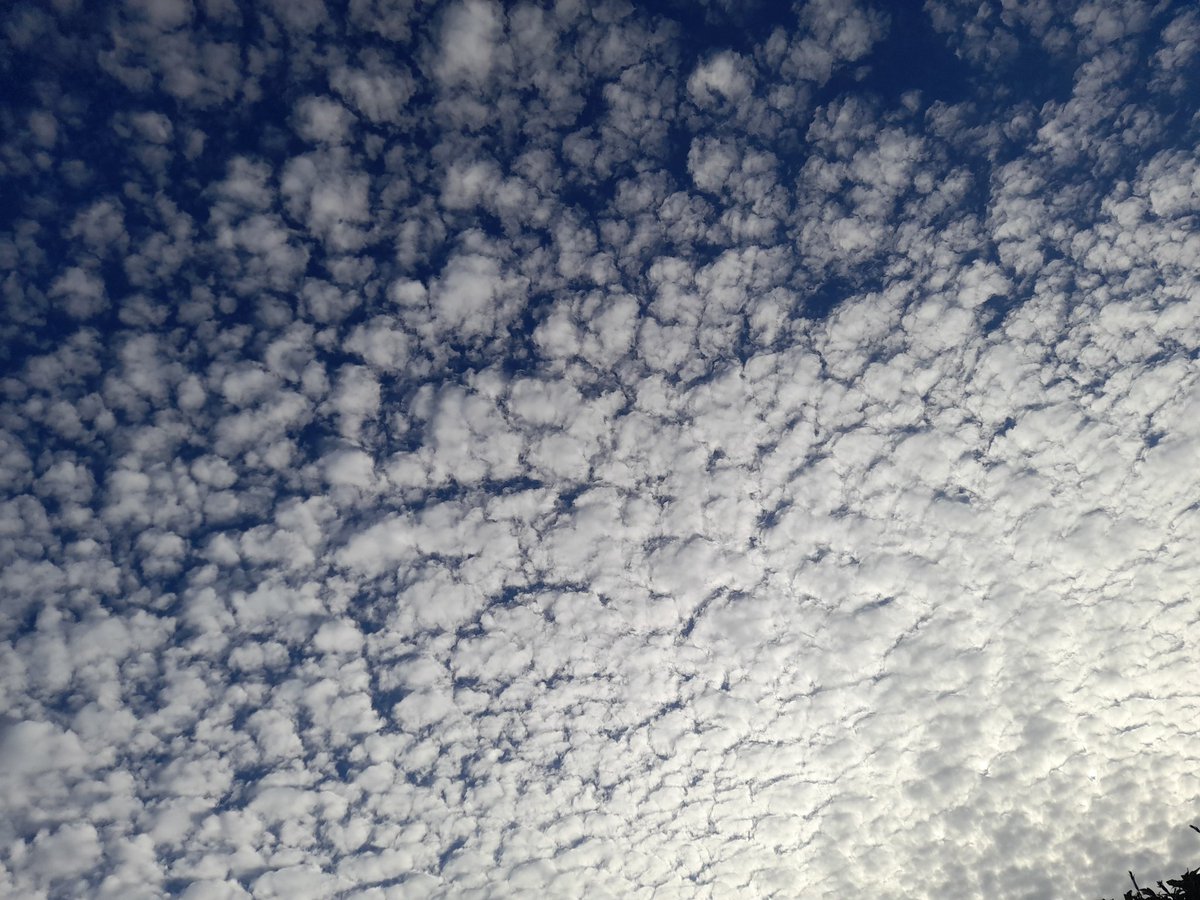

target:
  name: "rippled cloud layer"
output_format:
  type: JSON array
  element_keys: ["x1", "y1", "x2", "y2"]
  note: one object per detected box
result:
[{"x1": 2, "y1": 0, "x2": 1200, "y2": 897}]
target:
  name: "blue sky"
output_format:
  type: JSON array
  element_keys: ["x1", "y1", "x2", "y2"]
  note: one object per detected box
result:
[{"x1": 2, "y1": 1, "x2": 1200, "y2": 897}]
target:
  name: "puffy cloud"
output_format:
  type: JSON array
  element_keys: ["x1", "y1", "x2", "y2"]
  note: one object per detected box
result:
[
  {"x1": 687, "y1": 51, "x2": 754, "y2": 106},
  {"x1": 2, "y1": 1, "x2": 1200, "y2": 898},
  {"x1": 292, "y1": 96, "x2": 355, "y2": 145},
  {"x1": 330, "y1": 57, "x2": 415, "y2": 125},
  {"x1": 435, "y1": 0, "x2": 505, "y2": 87},
  {"x1": 48, "y1": 266, "x2": 109, "y2": 319}
]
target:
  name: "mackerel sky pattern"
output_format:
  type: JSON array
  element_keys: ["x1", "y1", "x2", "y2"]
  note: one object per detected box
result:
[{"x1": 2, "y1": 1, "x2": 1200, "y2": 897}]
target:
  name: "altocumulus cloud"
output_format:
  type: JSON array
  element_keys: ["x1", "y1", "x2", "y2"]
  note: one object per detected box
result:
[{"x1": 1, "y1": 0, "x2": 1199, "y2": 897}]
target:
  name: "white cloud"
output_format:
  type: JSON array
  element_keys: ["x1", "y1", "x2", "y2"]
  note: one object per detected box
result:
[
  {"x1": 280, "y1": 151, "x2": 372, "y2": 251},
  {"x1": 330, "y1": 58, "x2": 415, "y2": 125},
  {"x1": 429, "y1": 252, "x2": 505, "y2": 339},
  {"x1": 130, "y1": 110, "x2": 174, "y2": 143},
  {"x1": 125, "y1": 0, "x2": 193, "y2": 31},
  {"x1": 264, "y1": 0, "x2": 328, "y2": 34},
  {"x1": 49, "y1": 266, "x2": 109, "y2": 319},
  {"x1": 435, "y1": 0, "x2": 505, "y2": 86},
  {"x1": 688, "y1": 51, "x2": 754, "y2": 106},
  {"x1": 5, "y1": 1, "x2": 1200, "y2": 898},
  {"x1": 293, "y1": 96, "x2": 355, "y2": 144}
]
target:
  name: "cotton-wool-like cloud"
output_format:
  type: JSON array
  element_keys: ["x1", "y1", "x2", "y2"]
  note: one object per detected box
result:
[{"x1": 2, "y1": 1, "x2": 1200, "y2": 898}]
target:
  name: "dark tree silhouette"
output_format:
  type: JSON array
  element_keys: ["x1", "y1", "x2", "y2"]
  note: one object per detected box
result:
[{"x1": 1100, "y1": 827, "x2": 1200, "y2": 900}]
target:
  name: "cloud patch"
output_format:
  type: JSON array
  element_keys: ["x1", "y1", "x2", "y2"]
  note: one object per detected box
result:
[{"x1": 2, "y1": 1, "x2": 1200, "y2": 898}]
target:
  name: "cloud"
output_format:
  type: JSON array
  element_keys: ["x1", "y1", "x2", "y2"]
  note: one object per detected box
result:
[
  {"x1": 435, "y1": 0, "x2": 505, "y2": 87},
  {"x1": 48, "y1": 266, "x2": 109, "y2": 319},
  {"x1": 2, "y1": 1, "x2": 1200, "y2": 898},
  {"x1": 330, "y1": 56, "x2": 415, "y2": 125}
]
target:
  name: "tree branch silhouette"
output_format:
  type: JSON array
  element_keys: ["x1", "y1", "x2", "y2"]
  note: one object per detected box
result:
[{"x1": 1099, "y1": 827, "x2": 1200, "y2": 900}]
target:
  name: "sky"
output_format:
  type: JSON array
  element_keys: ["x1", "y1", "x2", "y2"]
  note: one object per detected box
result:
[{"x1": 1, "y1": 0, "x2": 1199, "y2": 897}]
